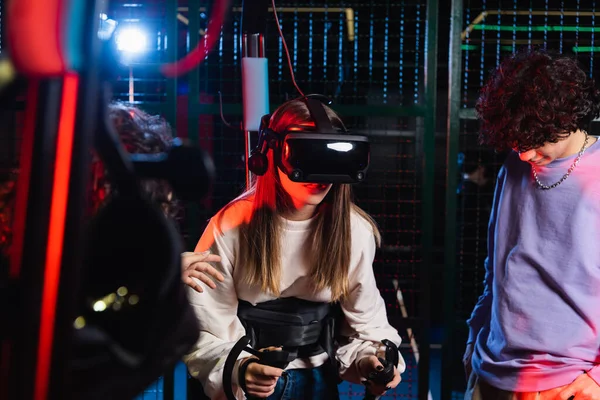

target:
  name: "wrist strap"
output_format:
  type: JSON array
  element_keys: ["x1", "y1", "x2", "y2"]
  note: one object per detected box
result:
[
  {"x1": 239, "y1": 358, "x2": 259, "y2": 394},
  {"x1": 223, "y1": 336, "x2": 251, "y2": 400}
]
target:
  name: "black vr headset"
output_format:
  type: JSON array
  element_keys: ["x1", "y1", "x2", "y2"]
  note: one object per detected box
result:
[{"x1": 247, "y1": 95, "x2": 370, "y2": 184}]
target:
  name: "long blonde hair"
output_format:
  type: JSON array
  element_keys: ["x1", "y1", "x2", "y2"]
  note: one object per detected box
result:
[{"x1": 222, "y1": 99, "x2": 380, "y2": 302}]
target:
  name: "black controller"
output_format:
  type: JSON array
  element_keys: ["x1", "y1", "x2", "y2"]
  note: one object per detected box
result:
[
  {"x1": 253, "y1": 348, "x2": 292, "y2": 370},
  {"x1": 223, "y1": 336, "x2": 293, "y2": 400},
  {"x1": 363, "y1": 339, "x2": 399, "y2": 400}
]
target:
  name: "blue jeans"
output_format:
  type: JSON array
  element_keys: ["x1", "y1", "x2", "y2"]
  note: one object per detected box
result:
[{"x1": 251, "y1": 365, "x2": 340, "y2": 400}]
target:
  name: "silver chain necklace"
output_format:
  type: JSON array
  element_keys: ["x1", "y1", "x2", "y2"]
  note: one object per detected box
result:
[{"x1": 531, "y1": 131, "x2": 589, "y2": 190}]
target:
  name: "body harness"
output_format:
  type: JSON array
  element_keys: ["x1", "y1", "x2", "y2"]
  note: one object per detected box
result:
[
  {"x1": 222, "y1": 297, "x2": 400, "y2": 400},
  {"x1": 223, "y1": 297, "x2": 340, "y2": 400}
]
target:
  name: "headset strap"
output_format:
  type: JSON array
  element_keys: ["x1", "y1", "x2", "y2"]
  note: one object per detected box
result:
[{"x1": 304, "y1": 98, "x2": 337, "y2": 134}]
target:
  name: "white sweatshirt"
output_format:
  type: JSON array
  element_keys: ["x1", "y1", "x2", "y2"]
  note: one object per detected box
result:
[{"x1": 183, "y1": 200, "x2": 405, "y2": 399}]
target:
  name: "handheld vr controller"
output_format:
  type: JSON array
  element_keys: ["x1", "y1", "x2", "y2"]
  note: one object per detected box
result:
[{"x1": 363, "y1": 339, "x2": 400, "y2": 400}]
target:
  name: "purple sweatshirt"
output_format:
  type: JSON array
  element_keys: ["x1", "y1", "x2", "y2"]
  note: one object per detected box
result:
[{"x1": 468, "y1": 139, "x2": 600, "y2": 392}]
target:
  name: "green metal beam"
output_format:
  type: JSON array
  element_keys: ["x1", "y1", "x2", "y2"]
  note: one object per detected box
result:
[
  {"x1": 164, "y1": 0, "x2": 178, "y2": 128},
  {"x1": 442, "y1": 0, "x2": 463, "y2": 398},
  {"x1": 420, "y1": 0, "x2": 439, "y2": 398},
  {"x1": 573, "y1": 46, "x2": 600, "y2": 52},
  {"x1": 461, "y1": 44, "x2": 528, "y2": 52}
]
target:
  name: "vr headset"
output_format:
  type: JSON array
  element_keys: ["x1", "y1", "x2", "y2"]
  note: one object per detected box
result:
[{"x1": 247, "y1": 95, "x2": 370, "y2": 183}]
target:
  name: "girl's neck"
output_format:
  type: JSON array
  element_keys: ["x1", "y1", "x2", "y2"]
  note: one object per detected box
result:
[{"x1": 280, "y1": 204, "x2": 318, "y2": 221}]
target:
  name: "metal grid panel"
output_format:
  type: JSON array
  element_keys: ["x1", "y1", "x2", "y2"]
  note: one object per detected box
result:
[
  {"x1": 108, "y1": 1, "x2": 170, "y2": 101},
  {"x1": 461, "y1": 0, "x2": 600, "y2": 109},
  {"x1": 106, "y1": 0, "x2": 178, "y2": 126},
  {"x1": 456, "y1": 0, "x2": 600, "y2": 328},
  {"x1": 262, "y1": 1, "x2": 426, "y2": 106},
  {"x1": 178, "y1": 1, "x2": 434, "y2": 399},
  {"x1": 445, "y1": 1, "x2": 600, "y2": 397},
  {"x1": 188, "y1": 0, "x2": 428, "y2": 300}
]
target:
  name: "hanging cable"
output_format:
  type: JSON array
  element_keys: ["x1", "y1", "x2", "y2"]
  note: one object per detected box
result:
[
  {"x1": 271, "y1": 0, "x2": 305, "y2": 97},
  {"x1": 218, "y1": 91, "x2": 236, "y2": 129}
]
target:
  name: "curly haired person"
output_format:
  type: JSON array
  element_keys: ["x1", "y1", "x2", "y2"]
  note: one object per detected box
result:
[{"x1": 463, "y1": 49, "x2": 600, "y2": 400}]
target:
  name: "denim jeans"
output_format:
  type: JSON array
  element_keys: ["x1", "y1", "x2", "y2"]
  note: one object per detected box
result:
[{"x1": 250, "y1": 365, "x2": 339, "y2": 400}]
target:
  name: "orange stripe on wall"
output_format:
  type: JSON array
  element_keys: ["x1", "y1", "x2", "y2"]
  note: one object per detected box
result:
[{"x1": 34, "y1": 73, "x2": 79, "y2": 400}]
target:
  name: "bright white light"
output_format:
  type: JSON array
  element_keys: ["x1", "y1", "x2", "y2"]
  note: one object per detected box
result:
[
  {"x1": 93, "y1": 300, "x2": 107, "y2": 312},
  {"x1": 116, "y1": 28, "x2": 148, "y2": 54},
  {"x1": 327, "y1": 142, "x2": 354, "y2": 152}
]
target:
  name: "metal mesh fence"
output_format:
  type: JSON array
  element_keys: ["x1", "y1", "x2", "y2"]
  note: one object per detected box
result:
[
  {"x1": 456, "y1": 0, "x2": 600, "y2": 343},
  {"x1": 446, "y1": 1, "x2": 600, "y2": 397},
  {"x1": 108, "y1": 0, "x2": 177, "y2": 105},
  {"x1": 180, "y1": 1, "x2": 435, "y2": 398}
]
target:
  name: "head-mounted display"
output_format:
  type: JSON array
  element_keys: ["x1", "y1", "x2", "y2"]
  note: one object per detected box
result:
[{"x1": 248, "y1": 95, "x2": 370, "y2": 183}]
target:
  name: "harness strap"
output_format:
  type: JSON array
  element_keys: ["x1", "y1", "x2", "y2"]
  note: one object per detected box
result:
[
  {"x1": 237, "y1": 358, "x2": 257, "y2": 394},
  {"x1": 223, "y1": 336, "x2": 294, "y2": 400},
  {"x1": 223, "y1": 336, "x2": 250, "y2": 400}
]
